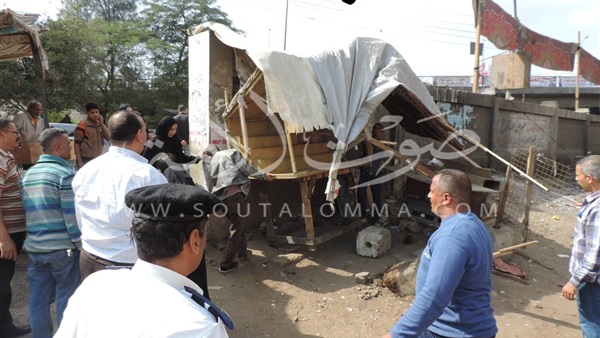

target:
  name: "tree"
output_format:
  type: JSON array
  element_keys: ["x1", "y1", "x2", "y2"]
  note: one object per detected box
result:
[
  {"x1": 0, "y1": 0, "x2": 237, "y2": 121},
  {"x1": 0, "y1": 58, "x2": 38, "y2": 116},
  {"x1": 141, "y1": 0, "x2": 236, "y2": 112},
  {"x1": 42, "y1": 15, "x2": 103, "y2": 111}
]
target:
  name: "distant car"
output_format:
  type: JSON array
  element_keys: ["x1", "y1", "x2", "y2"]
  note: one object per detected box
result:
[{"x1": 49, "y1": 122, "x2": 77, "y2": 141}]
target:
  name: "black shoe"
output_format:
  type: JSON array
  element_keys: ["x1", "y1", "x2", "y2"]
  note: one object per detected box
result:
[
  {"x1": 1, "y1": 324, "x2": 31, "y2": 338},
  {"x1": 218, "y1": 261, "x2": 239, "y2": 274},
  {"x1": 238, "y1": 249, "x2": 251, "y2": 261}
]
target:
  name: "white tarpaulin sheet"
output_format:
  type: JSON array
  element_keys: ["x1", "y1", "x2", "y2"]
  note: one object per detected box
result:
[{"x1": 191, "y1": 23, "x2": 444, "y2": 201}]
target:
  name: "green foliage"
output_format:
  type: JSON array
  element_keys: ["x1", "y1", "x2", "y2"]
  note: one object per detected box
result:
[
  {"x1": 0, "y1": 0, "x2": 236, "y2": 120},
  {"x1": 47, "y1": 111, "x2": 68, "y2": 123}
]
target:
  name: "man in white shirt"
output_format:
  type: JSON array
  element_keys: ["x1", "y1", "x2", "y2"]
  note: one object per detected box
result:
[
  {"x1": 12, "y1": 100, "x2": 45, "y2": 143},
  {"x1": 72, "y1": 110, "x2": 167, "y2": 280},
  {"x1": 56, "y1": 184, "x2": 230, "y2": 338}
]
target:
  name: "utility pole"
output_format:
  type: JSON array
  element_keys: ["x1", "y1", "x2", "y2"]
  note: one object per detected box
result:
[
  {"x1": 283, "y1": 0, "x2": 289, "y2": 50},
  {"x1": 472, "y1": 0, "x2": 482, "y2": 93}
]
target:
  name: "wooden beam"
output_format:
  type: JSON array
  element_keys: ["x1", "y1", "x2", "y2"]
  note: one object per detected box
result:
[
  {"x1": 265, "y1": 218, "x2": 367, "y2": 247},
  {"x1": 494, "y1": 166, "x2": 512, "y2": 229},
  {"x1": 368, "y1": 138, "x2": 435, "y2": 178},
  {"x1": 224, "y1": 133, "x2": 251, "y2": 158},
  {"x1": 460, "y1": 133, "x2": 548, "y2": 191},
  {"x1": 347, "y1": 133, "x2": 366, "y2": 150},
  {"x1": 493, "y1": 240, "x2": 538, "y2": 256},
  {"x1": 299, "y1": 180, "x2": 316, "y2": 251},
  {"x1": 446, "y1": 144, "x2": 482, "y2": 168},
  {"x1": 285, "y1": 122, "x2": 297, "y2": 173},
  {"x1": 522, "y1": 146, "x2": 536, "y2": 242},
  {"x1": 492, "y1": 270, "x2": 529, "y2": 284},
  {"x1": 237, "y1": 96, "x2": 249, "y2": 151}
]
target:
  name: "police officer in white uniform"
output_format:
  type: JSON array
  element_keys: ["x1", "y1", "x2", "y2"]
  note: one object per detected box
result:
[{"x1": 56, "y1": 184, "x2": 232, "y2": 338}]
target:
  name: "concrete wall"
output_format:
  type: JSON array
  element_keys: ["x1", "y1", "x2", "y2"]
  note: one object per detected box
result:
[{"x1": 427, "y1": 85, "x2": 600, "y2": 169}]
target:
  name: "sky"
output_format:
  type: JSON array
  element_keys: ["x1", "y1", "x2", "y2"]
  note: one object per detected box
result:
[{"x1": 3, "y1": 0, "x2": 599, "y2": 77}]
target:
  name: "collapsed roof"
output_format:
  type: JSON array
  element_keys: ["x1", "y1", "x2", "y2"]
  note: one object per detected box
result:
[{"x1": 190, "y1": 22, "x2": 468, "y2": 201}]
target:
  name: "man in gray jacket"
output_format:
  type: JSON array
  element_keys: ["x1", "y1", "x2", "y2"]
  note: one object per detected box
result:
[{"x1": 206, "y1": 146, "x2": 273, "y2": 273}]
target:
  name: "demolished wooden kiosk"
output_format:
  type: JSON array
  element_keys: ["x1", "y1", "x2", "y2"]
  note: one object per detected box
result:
[
  {"x1": 190, "y1": 23, "x2": 543, "y2": 251},
  {"x1": 222, "y1": 69, "x2": 369, "y2": 249},
  {"x1": 221, "y1": 68, "x2": 472, "y2": 250}
]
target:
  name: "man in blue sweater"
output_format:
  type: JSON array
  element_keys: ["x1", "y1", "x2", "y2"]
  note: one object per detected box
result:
[
  {"x1": 20, "y1": 128, "x2": 81, "y2": 338},
  {"x1": 384, "y1": 169, "x2": 497, "y2": 338}
]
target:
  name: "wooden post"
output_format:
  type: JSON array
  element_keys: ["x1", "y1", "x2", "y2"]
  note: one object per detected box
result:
[
  {"x1": 237, "y1": 96, "x2": 249, "y2": 153},
  {"x1": 284, "y1": 122, "x2": 297, "y2": 173},
  {"x1": 472, "y1": 0, "x2": 482, "y2": 93},
  {"x1": 494, "y1": 166, "x2": 512, "y2": 229},
  {"x1": 300, "y1": 180, "x2": 316, "y2": 251},
  {"x1": 522, "y1": 146, "x2": 536, "y2": 242},
  {"x1": 368, "y1": 138, "x2": 435, "y2": 178}
]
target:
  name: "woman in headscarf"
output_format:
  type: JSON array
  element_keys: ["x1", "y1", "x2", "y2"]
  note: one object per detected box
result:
[{"x1": 142, "y1": 116, "x2": 197, "y2": 165}]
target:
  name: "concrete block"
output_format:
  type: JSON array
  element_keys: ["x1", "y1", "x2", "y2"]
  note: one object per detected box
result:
[
  {"x1": 383, "y1": 258, "x2": 419, "y2": 297},
  {"x1": 356, "y1": 226, "x2": 392, "y2": 258},
  {"x1": 355, "y1": 272, "x2": 370, "y2": 285},
  {"x1": 207, "y1": 215, "x2": 230, "y2": 245}
]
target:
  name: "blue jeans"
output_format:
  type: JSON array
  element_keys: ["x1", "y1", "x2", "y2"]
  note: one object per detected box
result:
[
  {"x1": 577, "y1": 282, "x2": 600, "y2": 338},
  {"x1": 27, "y1": 250, "x2": 81, "y2": 338},
  {"x1": 419, "y1": 329, "x2": 495, "y2": 338}
]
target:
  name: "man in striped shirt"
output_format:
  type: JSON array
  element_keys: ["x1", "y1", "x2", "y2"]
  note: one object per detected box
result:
[
  {"x1": 20, "y1": 128, "x2": 82, "y2": 338},
  {"x1": 562, "y1": 155, "x2": 600, "y2": 337},
  {"x1": 0, "y1": 118, "x2": 31, "y2": 338}
]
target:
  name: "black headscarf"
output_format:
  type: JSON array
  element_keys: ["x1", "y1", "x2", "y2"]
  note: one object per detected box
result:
[
  {"x1": 155, "y1": 116, "x2": 177, "y2": 140},
  {"x1": 142, "y1": 116, "x2": 197, "y2": 164}
]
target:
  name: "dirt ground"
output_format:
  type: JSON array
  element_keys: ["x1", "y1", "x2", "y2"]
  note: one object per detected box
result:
[{"x1": 9, "y1": 186, "x2": 586, "y2": 338}]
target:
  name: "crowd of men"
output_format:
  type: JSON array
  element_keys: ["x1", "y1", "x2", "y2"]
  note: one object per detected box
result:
[{"x1": 0, "y1": 100, "x2": 599, "y2": 338}]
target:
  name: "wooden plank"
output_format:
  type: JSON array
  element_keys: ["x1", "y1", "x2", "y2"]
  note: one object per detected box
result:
[
  {"x1": 494, "y1": 166, "x2": 512, "y2": 229},
  {"x1": 229, "y1": 119, "x2": 281, "y2": 137},
  {"x1": 299, "y1": 181, "x2": 316, "y2": 251},
  {"x1": 251, "y1": 142, "x2": 332, "y2": 161},
  {"x1": 285, "y1": 122, "x2": 297, "y2": 173},
  {"x1": 368, "y1": 138, "x2": 435, "y2": 178},
  {"x1": 492, "y1": 270, "x2": 529, "y2": 285},
  {"x1": 224, "y1": 134, "x2": 251, "y2": 157},
  {"x1": 225, "y1": 69, "x2": 264, "y2": 115},
  {"x1": 522, "y1": 146, "x2": 536, "y2": 242},
  {"x1": 228, "y1": 99, "x2": 268, "y2": 121},
  {"x1": 237, "y1": 96, "x2": 249, "y2": 150},
  {"x1": 252, "y1": 152, "x2": 333, "y2": 174},
  {"x1": 495, "y1": 240, "x2": 538, "y2": 254},
  {"x1": 265, "y1": 218, "x2": 367, "y2": 247},
  {"x1": 243, "y1": 135, "x2": 285, "y2": 149},
  {"x1": 460, "y1": 133, "x2": 548, "y2": 191}
]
